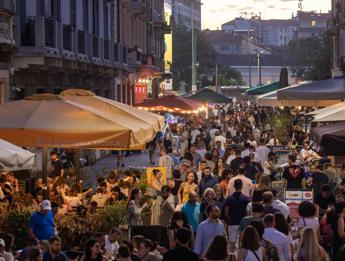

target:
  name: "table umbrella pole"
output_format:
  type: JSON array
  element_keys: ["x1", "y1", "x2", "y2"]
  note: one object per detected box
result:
[
  {"x1": 42, "y1": 147, "x2": 48, "y2": 199},
  {"x1": 74, "y1": 149, "x2": 80, "y2": 181}
]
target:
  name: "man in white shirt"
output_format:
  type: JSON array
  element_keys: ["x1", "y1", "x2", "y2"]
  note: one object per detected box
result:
[
  {"x1": 226, "y1": 165, "x2": 253, "y2": 197},
  {"x1": 272, "y1": 190, "x2": 290, "y2": 220},
  {"x1": 105, "y1": 228, "x2": 122, "y2": 260},
  {"x1": 263, "y1": 214, "x2": 291, "y2": 261},
  {"x1": 190, "y1": 128, "x2": 200, "y2": 144},
  {"x1": 256, "y1": 139, "x2": 270, "y2": 165},
  {"x1": 209, "y1": 126, "x2": 219, "y2": 140},
  {"x1": 214, "y1": 131, "x2": 227, "y2": 150},
  {"x1": 159, "y1": 148, "x2": 174, "y2": 179}
]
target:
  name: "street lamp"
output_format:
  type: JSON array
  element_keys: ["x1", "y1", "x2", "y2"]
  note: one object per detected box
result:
[{"x1": 253, "y1": 49, "x2": 264, "y2": 86}]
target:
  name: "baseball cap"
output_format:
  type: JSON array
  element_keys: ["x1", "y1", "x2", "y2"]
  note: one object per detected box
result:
[
  {"x1": 0, "y1": 239, "x2": 5, "y2": 247},
  {"x1": 42, "y1": 200, "x2": 52, "y2": 211}
]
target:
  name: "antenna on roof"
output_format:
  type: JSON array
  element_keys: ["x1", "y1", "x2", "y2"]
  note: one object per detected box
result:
[{"x1": 298, "y1": 0, "x2": 303, "y2": 11}]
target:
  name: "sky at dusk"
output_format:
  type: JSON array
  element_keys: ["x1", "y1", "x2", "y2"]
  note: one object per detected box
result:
[{"x1": 201, "y1": 0, "x2": 331, "y2": 29}]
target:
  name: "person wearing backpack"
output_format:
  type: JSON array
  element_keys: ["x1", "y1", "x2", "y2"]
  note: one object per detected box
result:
[{"x1": 331, "y1": 202, "x2": 345, "y2": 259}]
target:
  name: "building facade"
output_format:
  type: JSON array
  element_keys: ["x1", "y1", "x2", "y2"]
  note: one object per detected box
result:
[
  {"x1": 167, "y1": 0, "x2": 201, "y2": 30},
  {"x1": 328, "y1": 0, "x2": 345, "y2": 77},
  {"x1": 221, "y1": 12, "x2": 329, "y2": 48},
  {"x1": 0, "y1": 0, "x2": 15, "y2": 104},
  {"x1": 3, "y1": 0, "x2": 169, "y2": 105},
  {"x1": 295, "y1": 11, "x2": 330, "y2": 39},
  {"x1": 262, "y1": 20, "x2": 296, "y2": 47}
]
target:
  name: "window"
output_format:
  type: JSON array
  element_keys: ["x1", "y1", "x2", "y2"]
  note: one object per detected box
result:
[
  {"x1": 311, "y1": 20, "x2": 317, "y2": 27},
  {"x1": 93, "y1": 0, "x2": 99, "y2": 35}
]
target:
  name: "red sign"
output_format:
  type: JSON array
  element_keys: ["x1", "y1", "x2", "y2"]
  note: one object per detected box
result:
[{"x1": 135, "y1": 83, "x2": 147, "y2": 104}]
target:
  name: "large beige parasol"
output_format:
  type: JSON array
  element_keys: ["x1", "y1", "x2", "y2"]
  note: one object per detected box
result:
[{"x1": 0, "y1": 89, "x2": 164, "y2": 149}]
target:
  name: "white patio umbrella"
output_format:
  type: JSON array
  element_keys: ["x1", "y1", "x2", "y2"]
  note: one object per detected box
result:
[{"x1": 0, "y1": 139, "x2": 35, "y2": 171}]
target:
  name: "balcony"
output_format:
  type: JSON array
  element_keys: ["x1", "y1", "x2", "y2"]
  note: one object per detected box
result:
[
  {"x1": 21, "y1": 16, "x2": 35, "y2": 46},
  {"x1": 78, "y1": 30, "x2": 85, "y2": 54},
  {"x1": 128, "y1": 0, "x2": 146, "y2": 16},
  {"x1": 0, "y1": 12, "x2": 14, "y2": 45},
  {"x1": 63, "y1": 24, "x2": 72, "y2": 51},
  {"x1": 45, "y1": 18, "x2": 55, "y2": 48}
]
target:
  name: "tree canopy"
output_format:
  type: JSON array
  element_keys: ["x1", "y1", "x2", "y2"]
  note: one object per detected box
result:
[
  {"x1": 171, "y1": 25, "x2": 244, "y2": 91},
  {"x1": 285, "y1": 34, "x2": 332, "y2": 81}
]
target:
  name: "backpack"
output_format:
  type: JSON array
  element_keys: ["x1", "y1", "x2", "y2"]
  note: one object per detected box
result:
[
  {"x1": 321, "y1": 224, "x2": 334, "y2": 246},
  {"x1": 320, "y1": 214, "x2": 334, "y2": 246}
]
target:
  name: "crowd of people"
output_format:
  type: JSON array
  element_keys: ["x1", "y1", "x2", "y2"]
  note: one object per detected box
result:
[{"x1": 1, "y1": 101, "x2": 345, "y2": 261}]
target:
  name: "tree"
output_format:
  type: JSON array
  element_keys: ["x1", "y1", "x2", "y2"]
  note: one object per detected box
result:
[
  {"x1": 171, "y1": 25, "x2": 244, "y2": 91},
  {"x1": 285, "y1": 33, "x2": 332, "y2": 81},
  {"x1": 199, "y1": 65, "x2": 244, "y2": 86}
]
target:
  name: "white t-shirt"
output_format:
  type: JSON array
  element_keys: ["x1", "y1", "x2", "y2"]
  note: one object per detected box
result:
[
  {"x1": 105, "y1": 235, "x2": 120, "y2": 259},
  {"x1": 191, "y1": 129, "x2": 200, "y2": 144},
  {"x1": 215, "y1": 135, "x2": 227, "y2": 150},
  {"x1": 298, "y1": 216, "x2": 320, "y2": 232}
]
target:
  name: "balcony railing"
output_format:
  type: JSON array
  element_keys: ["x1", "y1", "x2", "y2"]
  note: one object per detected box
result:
[
  {"x1": 63, "y1": 24, "x2": 72, "y2": 51},
  {"x1": 77, "y1": 30, "x2": 85, "y2": 54},
  {"x1": 114, "y1": 43, "x2": 119, "y2": 61},
  {"x1": 104, "y1": 39, "x2": 109, "y2": 59},
  {"x1": 21, "y1": 16, "x2": 35, "y2": 46},
  {"x1": 92, "y1": 35, "x2": 99, "y2": 57},
  {"x1": 45, "y1": 18, "x2": 55, "y2": 48}
]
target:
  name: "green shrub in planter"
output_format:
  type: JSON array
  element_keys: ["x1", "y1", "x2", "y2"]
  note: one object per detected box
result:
[
  {"x1": 57, "y1": 212, "x2": 100, "y2": 250},
  {"x1": 97, "y1": 201, "x2": 126, "y2": 232},
  {"x1": 0, "y1": 208, "x2": 34, "y2": 250}
]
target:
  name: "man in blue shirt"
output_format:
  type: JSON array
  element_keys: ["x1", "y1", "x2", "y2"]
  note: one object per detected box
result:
[
  {"x1": 194, "y1": 204, "x2": 226, "y2": 259},
  {"x1": 181, "y1": 191, "x2": 200, "y2": 234},
  {"x1": 28, "y1": 200, "x2": 55, "y2": 241}
]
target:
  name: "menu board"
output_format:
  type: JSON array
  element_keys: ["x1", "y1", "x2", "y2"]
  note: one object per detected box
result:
[{"x1": 285, "y1": 189, "x2": 313, "y2": 223}]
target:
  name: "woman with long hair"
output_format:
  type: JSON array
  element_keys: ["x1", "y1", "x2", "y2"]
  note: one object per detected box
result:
[
  {"x1": 331, "y1": 202, "x2": 345, "y2": 258},
  {"x1": 177, "y1": 171, "x2": 198, "y2": 205},
  {"x1": 297, "y1": 227, "x2": 327, "y2": 261},
  {"x1": 167, "y1": 211, "x2": 194, "y2": 249},
  {"x1": 237, "y1": 226, "x2": 264, "y2": 261},
  {"x1": 274, "y1": 212, "x2": 294, "y2": 259},
  {"x1": 252, "y1": 175, "x2": 270, "y2": 203},
  {"x1": 213, "y1": 158, "x2": 224, "y2": 178},
  {"x1": 125, "y1": 188, "x2": 148, "y2": 227},
  {"x1": 211, "y1": 148, "x2": 220, "y2": 163},
  {"x1": 195, "y1": 134, "x2": 207, "y2": 159},
  {"x1": 81, "y1": 239, "x2": 103, "y2": 261},
  {"x1": 204, "y1": 235, "x2": 232, "y2": 261},
  {"x1": 180, "y1": 125, "x2": 189, "y2": 157}
]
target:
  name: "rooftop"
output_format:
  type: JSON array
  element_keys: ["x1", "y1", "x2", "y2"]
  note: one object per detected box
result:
[
  {"x1": 216, "y1": 54, "x2": 299, "y2": 67},
  {"x1": 204, "y1": 30, "x2": 243, "y2": 43}
]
